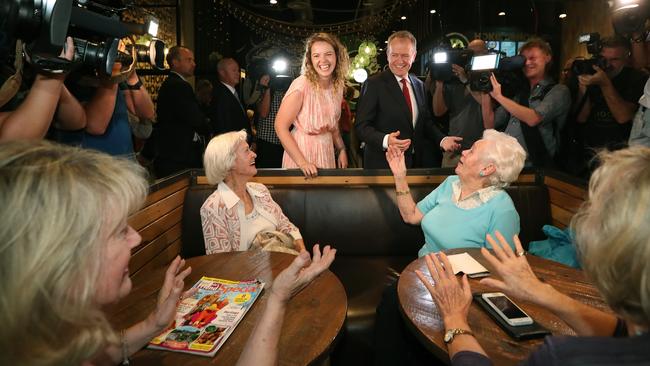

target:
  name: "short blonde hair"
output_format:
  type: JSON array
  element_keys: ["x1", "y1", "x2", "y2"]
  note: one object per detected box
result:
[
  {"x1": 204, "y1": 130, "x2": 248, "y2": 185},
  {"x1": 0, "y1": 140, "x2": 148, "y2": 365},
  {"x1": 572, "y1": 146, "x2": 650, "y2": 326},
  {"x1": 481, "y1": 129, "x2": 526, "y2": 187},
  {"x1": 301, "y1": 32, "x2": 349, "y2": 92}
]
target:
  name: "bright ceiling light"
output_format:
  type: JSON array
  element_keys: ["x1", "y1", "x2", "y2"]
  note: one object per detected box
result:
[
  {"x1": 559, "y1": 13, "x2": 567, "y2": 19},
  {"x1": 270, "y1": 0, "x2": 278, "y2": 4},
  {"x1": 498, "y1": 11, "x2": 506, "y2": 16},
  {"x1": 353, "y1": 68, "x2": 368, "y2": 83},
  {"x1": 430, "y1": 9, "x2": 436, "y2": 14},
  {"x1": 401, "y1": 16, "x2": 407, "y2": 20}
]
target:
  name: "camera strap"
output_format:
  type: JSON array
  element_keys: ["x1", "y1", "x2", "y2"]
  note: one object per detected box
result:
[{"x1": 0, "y1": 40, "x2": 24, "y2": 108}]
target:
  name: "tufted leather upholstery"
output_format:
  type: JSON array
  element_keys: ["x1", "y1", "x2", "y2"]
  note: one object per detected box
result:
[{"x1": 181, "y1": 182, "x2": 551, "y2": 363}]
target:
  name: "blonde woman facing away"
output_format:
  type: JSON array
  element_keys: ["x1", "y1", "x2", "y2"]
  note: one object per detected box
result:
[
  {"x1": 275, "y1": 32, "x2": 350, "y2": 178},
  {"x1": 0, "y1": 140, "x2": 334, "y2": 366}
]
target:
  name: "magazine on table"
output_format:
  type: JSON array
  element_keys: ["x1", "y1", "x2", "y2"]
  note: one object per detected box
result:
[{"x1": 148, "y1": 276, "x2": 265, "y2": 357}]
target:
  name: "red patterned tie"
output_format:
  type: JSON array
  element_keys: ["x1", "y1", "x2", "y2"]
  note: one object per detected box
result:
[{"x1": 401, "y1": 78, "x2": 413, "y2": 118}]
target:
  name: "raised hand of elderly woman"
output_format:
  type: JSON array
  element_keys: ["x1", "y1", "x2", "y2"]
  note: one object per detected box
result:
[
  {"x1": 479, "y1": 231, "x2": 550, "y2": 304},
  {"x1": 148, "y1": 256, "x2": 196, "y2": 332},
  {"x1": 386, "y1": 145, "x2": 407, "y2": 178},
  {"x1": 269, "y1": 244, "x2": 336, "y2": 304},
  {"x1": 415, "y1": 252, "x2": 473, "y2": 326}
]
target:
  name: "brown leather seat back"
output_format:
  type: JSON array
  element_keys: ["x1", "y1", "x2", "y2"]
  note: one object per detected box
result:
[{"x1": 181, "y1": 183, "x2": 550, "y2": 257}]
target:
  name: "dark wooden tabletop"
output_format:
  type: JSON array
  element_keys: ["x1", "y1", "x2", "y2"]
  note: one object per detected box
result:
[
  {"x1": 107, "y1": 250, "x2": 347, "y2": 366},
  {"x1": 397, "y1": 248, "x2": 611, "y2": 365}
]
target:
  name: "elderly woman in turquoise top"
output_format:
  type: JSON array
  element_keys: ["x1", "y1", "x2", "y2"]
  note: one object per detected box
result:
[{"x1": 387, "y1": 129, "x2": 526, "y2": 256}]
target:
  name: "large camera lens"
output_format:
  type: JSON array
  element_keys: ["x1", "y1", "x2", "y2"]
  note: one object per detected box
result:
[
  {"x1": 136, "y1": 39, "x2": 165, "y2": 70},
  {"x1": 73, "y1": 37, "x2": 118, "y2": 76}
]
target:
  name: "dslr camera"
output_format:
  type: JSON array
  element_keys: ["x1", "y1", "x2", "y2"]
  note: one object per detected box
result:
[
  {"x1": 571, "y1": 33, "x2": 607, "y2": 75},
  {"x1": 468, "y1": 53, "x2": 525, "y2": 94},
  {"x1": 429, "y1": 49, "x2": 473, "y2": 82},
  {"x1": 0, "y1": 0, "x2": 164, "y2": 77}
]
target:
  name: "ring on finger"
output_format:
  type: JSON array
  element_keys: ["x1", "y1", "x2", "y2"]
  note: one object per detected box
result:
[{"x1": 516, "y1": 251, "x2": 526, "y2": 257}]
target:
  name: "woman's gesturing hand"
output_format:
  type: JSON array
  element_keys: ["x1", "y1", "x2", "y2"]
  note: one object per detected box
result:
[
  {"x1": 415, "y1": 252, "x2": 473, "y2": 324},
  {"x1": 269, "y1": 244, "x2": 336, "y2": 304},
  {"x1": 480, "y1": 231, "x2": 548, "y2": 304},
  {"x1": 149, "y1": 256, "x2": 196, "y2": 332},
  {"x1": 386, "y1": 145, "x2": 407, "y2": 178}
]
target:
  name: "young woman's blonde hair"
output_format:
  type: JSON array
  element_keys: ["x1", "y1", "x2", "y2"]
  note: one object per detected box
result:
[
  {"x1": 572, "y1": 146, "x2": 650, "y2": 327},
  {"x1": 301, "y1": 32, "x2": 349, "y2": 92},
  {"x1": 0, "y1": 141, "x2": 148, "y2": 365}
]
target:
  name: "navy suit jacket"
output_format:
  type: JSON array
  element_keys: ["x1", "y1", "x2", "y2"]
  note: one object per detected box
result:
[
  {"x1": 355, "y1": 70, "x2": 444, "y2": 169},
  {"x1": 153, "y1": 72, "x2": 210, "y2": 166},
  {"x1": 208, "y1": 82, "x2": 252, "y2": 136}
]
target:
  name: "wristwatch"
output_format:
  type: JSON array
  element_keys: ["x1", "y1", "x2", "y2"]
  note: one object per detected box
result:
[
  {"x1": 126, "y1": 79, "x2": 143, "y2": 90},
  {"x1": 444, "y1": 328, "x2": 473, "y2": 344}
]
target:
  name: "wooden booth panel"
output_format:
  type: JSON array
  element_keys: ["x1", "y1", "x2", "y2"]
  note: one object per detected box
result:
[
  {"x1": 196, "y1": 173, "x2": 536, "y2": 187},
  {"x1": 544, "y1": 176, "x2": 587, "y2": 228},
  {"x1": 128, "y1": 176, "x2": 189, "y2": 279}
]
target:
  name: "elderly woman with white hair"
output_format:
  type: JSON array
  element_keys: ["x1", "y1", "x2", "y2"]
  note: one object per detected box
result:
[
  {"x1": 417, "y1": 146, "x2": 650, "y2": 365},
  {"x1": 387, "y1": 129, "x2": 526, "y2": 255},
  {"x1": 201, "y1": 130, "x2": 305, "y2": 254}
]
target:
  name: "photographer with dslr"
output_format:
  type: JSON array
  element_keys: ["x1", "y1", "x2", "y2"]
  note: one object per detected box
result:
[
  {"x1": 432, "y1": 39, "x2": 494, "y2": 167},
  {"x1": 0, "y1": 37, "x2": 86, "y2": 141},
  {"x1": 488, "y1": 38, "x2": 570, "y2": 168},
  {"x1": 574, "y1": 36, "x2": 647, "y2": 174}
]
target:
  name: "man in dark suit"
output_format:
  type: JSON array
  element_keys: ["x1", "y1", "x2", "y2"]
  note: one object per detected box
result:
[
  {"x1": 355, "y1": 31, "x2": 461, "y2": 169},
  {"x1": 208, "y1": 58, "x2": 252, "y2": 136},
  {"x1": 151, "y1": 46, "x2": 210, "y2": 177}
]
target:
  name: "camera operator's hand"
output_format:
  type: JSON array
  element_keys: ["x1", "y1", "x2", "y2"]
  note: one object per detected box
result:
[
  {"x1": 259, "y1": 74, "x2": 271, "y2": 87},
  {"x1": 61, "y1": 37, "x2": 75, "y2": 62},
  {"x1": 578, "y1": 66, "x2": 611, "y2": 88},
  {"x1": 452, "y1": 64, "x2": 469, "y2": 84},
  {"x1": 488, "y1": 73, "x2": 503, "y2": 100}
]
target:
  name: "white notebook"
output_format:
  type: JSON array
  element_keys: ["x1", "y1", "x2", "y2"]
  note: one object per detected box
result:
[{"x1": 447, "y1": 252, "x2": 490, "y2": 278}]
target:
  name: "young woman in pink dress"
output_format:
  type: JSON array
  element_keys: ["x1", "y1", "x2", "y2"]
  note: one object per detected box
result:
[{"x1": 275, "y1": 33, "x2": 350, "y2": 178}]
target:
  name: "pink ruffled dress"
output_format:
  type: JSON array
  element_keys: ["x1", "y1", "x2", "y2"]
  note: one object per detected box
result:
[{"x1": 281, "y1": 75, "x2": 343, "y2": 169}]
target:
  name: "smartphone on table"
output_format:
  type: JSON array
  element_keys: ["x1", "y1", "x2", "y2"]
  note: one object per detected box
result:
[{"x1": 481, "y1": 292, "x2": 533, "y2": 326}]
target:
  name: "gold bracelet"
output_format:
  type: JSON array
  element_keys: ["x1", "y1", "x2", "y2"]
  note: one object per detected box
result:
[
  {"x1": 121, "y1": 329, "x2": 130, "y2": 365},
  {"x1": 396, "y1": 189, "x2": 410, "y2": 196}
]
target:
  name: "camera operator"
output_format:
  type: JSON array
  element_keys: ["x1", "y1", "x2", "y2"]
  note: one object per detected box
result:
[
  {"x1": 255, "y1": 73, "x2": 287, "y2": 167},
  {"x1": 432, "y1": 39, "x2": 494, "y2": 167},
  {"x1": 488, "y1": 38, "x2": 571, "y2": 168},
  {"x1": 0, "y1": 37, "x2": 86, "y2": 141},
  {"x1": 574, "y1": 36, "x2": 648, "y2": 171},
  {"x1": 52, "y1": 49, "x2": 155, "y2": 159}
]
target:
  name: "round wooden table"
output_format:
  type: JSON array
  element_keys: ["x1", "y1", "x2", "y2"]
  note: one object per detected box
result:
[
  {"x1": 108, "y1": 250, "x2": 347, "y2": 366},
  {"x1": 397, "y1": 248, "x2": 610, "y2": 365}
]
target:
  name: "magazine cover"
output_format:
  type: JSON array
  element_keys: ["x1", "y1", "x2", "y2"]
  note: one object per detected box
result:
[{"x1": 148, "y1": 276, "x2": 265, "y2": 357}]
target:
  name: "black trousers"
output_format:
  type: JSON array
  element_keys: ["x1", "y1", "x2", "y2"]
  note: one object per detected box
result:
[
  {"x1": 374, "y1": 282, "x2": 445, "y2": 366},
  {"x1": 255, "y1": 139, "x2": 284, "y2": 168}
]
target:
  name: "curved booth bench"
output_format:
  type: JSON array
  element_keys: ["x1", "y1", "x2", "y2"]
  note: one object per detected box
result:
[{"x1": 126, "y1": 168, "x2": 586, "y2": 365}]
